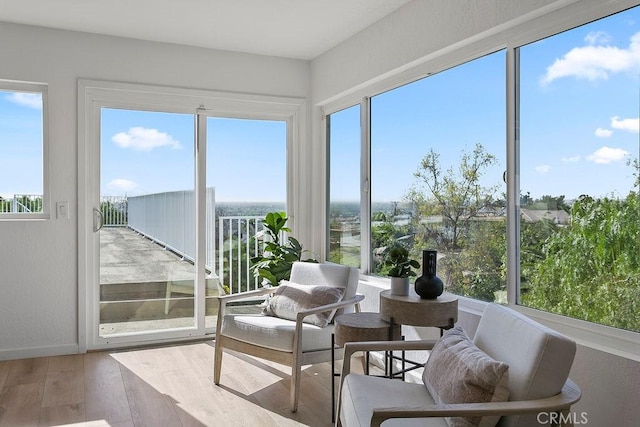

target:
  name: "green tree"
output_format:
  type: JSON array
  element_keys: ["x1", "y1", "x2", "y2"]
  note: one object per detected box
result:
[
  {"x1": 409, "y1": 143, "x2": 498, "y2": 250},
  {"x1": 523, "y1": 194, "x2": 640, "y2": 331},
  {"x1": 371, "y1": 220, "x2": 413, "y2": 274},
  {"x1": 406, "y1": 143, "x2": 504, "y2": 300},
  {"x1": 444, "y1": 219, "x2": 506, "y2": 301}
]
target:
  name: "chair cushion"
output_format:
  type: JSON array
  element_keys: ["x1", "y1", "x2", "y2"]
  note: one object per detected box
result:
[
  {"x1": 341, "y1": 373, "x2": 448, "y2": 427},
  {"x1": 263, "y1": 281, "x2": 345, "y2": 327},
  {"x1": 289, "y1": 262, "x2": 359, "y2": 316},
  {"x1": 472, "y1": 304, "x2": 576, "y2": 427},
  {"x1": 422, "y1": 326, "x2": 510, "y2": 427},
  {"x1": 221, "y1": 313, "x2": 334, "y2": 352}
]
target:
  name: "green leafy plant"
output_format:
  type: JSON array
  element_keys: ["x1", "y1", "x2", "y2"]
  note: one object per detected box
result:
[
  {"x1": 250, "y1": 211, "x2": 316, "y2": 286},
  {"x1": 383, "y1": 244, "x2": 420, "y2": 278}
]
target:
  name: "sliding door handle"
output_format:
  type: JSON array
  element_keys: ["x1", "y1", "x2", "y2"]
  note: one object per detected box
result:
[{"x1": 93, "y1": 208, "x2": 104, "y2": 232}]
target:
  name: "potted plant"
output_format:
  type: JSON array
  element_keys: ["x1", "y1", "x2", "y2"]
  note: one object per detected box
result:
[
  {"x1": 383, "y1": 244, "x2": 420, "y2": 296},
  {"x1": 250, "y1": 211, "x2": 316, "y2": 287}
]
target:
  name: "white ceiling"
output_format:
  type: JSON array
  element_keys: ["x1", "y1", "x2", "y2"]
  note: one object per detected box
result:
[{"x1": 0, "y1": 0, "x2": 412, "y2": 60}]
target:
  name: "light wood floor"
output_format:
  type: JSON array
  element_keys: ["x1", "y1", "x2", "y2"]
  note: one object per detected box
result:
[{"x1": 0, "y1": 341, "x2": 361, "y2": 427}]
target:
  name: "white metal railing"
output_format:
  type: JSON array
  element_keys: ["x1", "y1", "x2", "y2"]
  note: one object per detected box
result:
[
  {"x1": 0, "y1": 194, "x2": 42, "y2": 213},
  {"x1": 101, "y1": 189, "x2": 281, "y2": 295},
  {"x1": 218, "y1": 216, "x2": 265, "y2": 294},
  {"x1": 100, "y1": 196, "x2": 128, "y2": 226},
  {"x1": 127, "y1": 188, "x2": 216, "y2": 272}
]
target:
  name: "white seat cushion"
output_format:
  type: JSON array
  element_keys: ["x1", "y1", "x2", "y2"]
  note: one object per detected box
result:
[
  {"x1": 222, "y1": 314, "x2": 334, "y2": 352},
  {"x1": 340, "y1": 373, "x2": 448, "y2": 427}
]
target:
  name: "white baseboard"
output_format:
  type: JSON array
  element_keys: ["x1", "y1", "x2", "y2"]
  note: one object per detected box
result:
[{"x1": 0, "y1": 344, "x2": 80, "y2": 361}]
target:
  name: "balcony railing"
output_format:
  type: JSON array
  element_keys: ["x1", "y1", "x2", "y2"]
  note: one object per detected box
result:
[
  {"x1": 0, "y1": 194, "x2": 43, "y2": 213},
  {"x1": 101, "y1": 191, "x2": 270, "y2": 295},
  {"x1": 218, "y1": 215, "x2": 265, "y2": 294}
]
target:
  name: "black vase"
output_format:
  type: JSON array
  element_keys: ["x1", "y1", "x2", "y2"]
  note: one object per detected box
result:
[{"x1": 414, "y1": 249, "x2": 444, "y2": 299}]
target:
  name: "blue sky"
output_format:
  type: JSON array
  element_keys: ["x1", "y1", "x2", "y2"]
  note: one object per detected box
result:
[
  {"x1": 100, "y1": 110, "x2": 286, "y2": 201},
  {"x1": 331, "y1": 6, "x2": 639, "y2": 203},
  {"x1": 0, "y1": 91, "x2": 43, "y2": 199},
  {"x1": 1, "y1": 6, "x2": 638, "y2": 203}
]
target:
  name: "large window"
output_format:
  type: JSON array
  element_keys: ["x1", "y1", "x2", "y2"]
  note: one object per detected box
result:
[
  {"x1": 370, "y1": 53, "x2": 506, "y2": 303},
  {"x1": 518, "y1": 7, "x2": 639, "y2": 332},
  {"x1": 326, "y1": 52, "x2": 506, "y2": 300},
  {"x1": 0, "y1": 80, "x2": 48, "y2": 218},
  {"x1": 324, "y1": 4, "x2": 640, "y2": 335}
]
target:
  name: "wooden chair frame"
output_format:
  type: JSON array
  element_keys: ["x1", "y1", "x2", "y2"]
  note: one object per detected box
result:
[
  {"x1": 214, "y1": 286, "x2": 364, "y2": 412},
  {"x1": 336, "y1": 340, "x2": 581, "y2": 427}
]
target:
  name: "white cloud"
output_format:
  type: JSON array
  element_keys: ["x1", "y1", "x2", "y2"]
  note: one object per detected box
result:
[
  {"x1": 535, "y1": 165, "x2": 551, "y2": 174},
  {"x1": 611, "y1": 116, "x2": 639, "y2": 133},
  {"x1": 561, "y1": 155, "x2": 581, "y2": 163},
  {"x1": 586, "y1": 146, "x2": 630, "y2": 164},
  {"x1": 541, "y1": 31, "x2": 640, "y2": 85},
  {"x1": 5, "y1": 93, "x2": 42, "y2": 109},
  {"x1": 112, "y1": 127, "x2": 182, "y2": 151},
  {"x1": 585, "y1": 31, "x2": 612, "y2": 45},
  {"x1": 107, "y1": 178, "x2": 138, "y2": 192},
  {"x1": 594, "y1": 128, "x2": 613, "y2": 137}
]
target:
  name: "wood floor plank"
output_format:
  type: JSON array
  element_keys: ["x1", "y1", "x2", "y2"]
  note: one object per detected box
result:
[
  {"x1": 42, "y1": 369, "x2": 85, "y2": 407},
  {"x1": 38, "y1": 402, "x2": 85, "y2": 426},
  {"x1": 111, "y1": 344, "x2": 191, "y2": 375},
  {"x1": 5, "y1": 357, "x2": 49, "y2": 387},
  {"x1": 0, "y1": 382, "x2": 44, "y2": 426},
  {"x1": 84, "y1": 352, "x2": 132, "y2": 425},
  {"x1": 120, "y1": 365, "x2": 183, "y2": 427},
  {"x1": 42, "y1": 353, "x2": 85, "y2": 408},
  {"x1": 0, "y1": 360, "x2": 11, "y2": 391},
  {"x1": 47, "y1": 354, "x2": 84, "y2": 373}
]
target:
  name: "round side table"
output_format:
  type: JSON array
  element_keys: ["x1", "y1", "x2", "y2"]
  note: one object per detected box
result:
[
  {"x1": 334, "y1": 312, "x2": 401, "y2": 346},
  {"x1": 379, "y1": 289, "x2": 458, "y2": 332},
  {"x1": 331, "y1": 312, "x2": 401, "y2": 422}
]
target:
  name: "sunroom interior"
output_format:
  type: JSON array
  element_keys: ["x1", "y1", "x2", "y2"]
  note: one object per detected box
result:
[{"x1": 0, "y1": 0, "x2": 639, "y2": 426}]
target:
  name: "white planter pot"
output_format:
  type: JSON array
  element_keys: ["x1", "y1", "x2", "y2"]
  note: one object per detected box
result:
[{"x1": 390, "y1": 277, "x2": 410, "y2": 296}]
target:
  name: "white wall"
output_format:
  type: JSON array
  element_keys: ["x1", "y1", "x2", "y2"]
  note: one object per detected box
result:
[
  {"x1": 0, "y1": 22, "x2": 310, "y2": 359},
  {"x1": 311, "y1": 0, "x2": 640, "y2": 425}
]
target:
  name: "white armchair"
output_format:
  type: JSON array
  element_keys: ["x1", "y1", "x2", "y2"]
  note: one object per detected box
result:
[
  {"x1": 337, "y1": 304, "x2": 581, "y2": 427},
  {"x1": 214, "y1": 261, "x2": 362, "y2": 412}
]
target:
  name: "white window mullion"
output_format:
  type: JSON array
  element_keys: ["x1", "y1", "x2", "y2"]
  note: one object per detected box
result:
[
  {"x1": 506, "y1": 47, "x2": 520, "y2": 306},
  {"x1": 360, "y1": 97, "x2": 371, "y2": 274},
  {"x1": 195, "y1": 109, "x2": 207, "y2": 333}
]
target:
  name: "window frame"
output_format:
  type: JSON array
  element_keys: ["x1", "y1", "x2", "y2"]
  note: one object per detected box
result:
[
  {"x1": 0, "y1": 79, "x2": 50, "y2": 220},
  {"x1": 321, "y1": 0, "x2": 640, "y2": 360}
]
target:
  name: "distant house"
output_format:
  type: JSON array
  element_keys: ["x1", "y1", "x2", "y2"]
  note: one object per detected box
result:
[{"x1": 521, "y1": 208, "x2": 570, "y2": 225}]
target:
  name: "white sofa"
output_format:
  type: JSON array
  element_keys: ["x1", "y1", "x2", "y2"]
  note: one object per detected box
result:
[{"x1": 337, "y1": 304, "x2": 581, "y2": 427}]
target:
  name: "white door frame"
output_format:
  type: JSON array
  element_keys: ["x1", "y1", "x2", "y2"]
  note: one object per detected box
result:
[{"x1": 78, "y1": 79, "x2": 306, "y2": 351}]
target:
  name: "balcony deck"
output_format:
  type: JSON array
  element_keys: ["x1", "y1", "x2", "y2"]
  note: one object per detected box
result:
[
  {"x1": 100, "y1": 226, "x2": 197, "y2": 287},
  {"x1": 99, "y1": 227, "x2": 233, "y2": 335}
]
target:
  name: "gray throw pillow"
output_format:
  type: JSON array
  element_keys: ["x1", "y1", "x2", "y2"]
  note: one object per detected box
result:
[
  {"x1": 422, "y1": 325, "x2": 510, "y2": 427},
  {"x1": 263, "y1": 280, "x2": 345, "y2": 327}
]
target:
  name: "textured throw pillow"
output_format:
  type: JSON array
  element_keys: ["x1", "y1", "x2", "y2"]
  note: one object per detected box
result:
[
  {"x1": 422, "y1": 325, "x2": 510, "y2": 427},
  {"x1": 263, "y1": 281, "x2": 345, "y2": 327}
]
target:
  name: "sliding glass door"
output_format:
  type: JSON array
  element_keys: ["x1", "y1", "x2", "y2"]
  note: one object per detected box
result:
[{"x1": 80, "y1": 80, "x2": 301, "y2": 348}]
